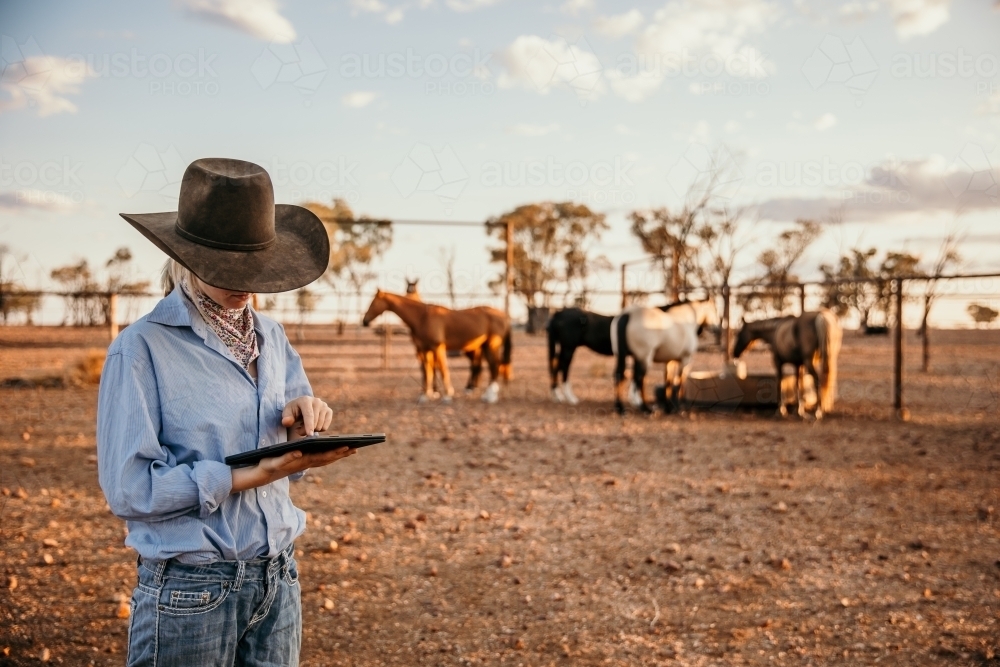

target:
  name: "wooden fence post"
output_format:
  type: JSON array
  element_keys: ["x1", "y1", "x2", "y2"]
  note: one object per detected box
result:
[
  {"x1": 893, "y1": 278, "x2": 906, "y2": 419},
  {"x1": 799, "y1": 284, "x2": 806, "y2": 315},
  {"x1": 108, "y1": 293, "x2": 119, "y2": 341},
  {"x1": 722, "y1": 283, "x2": 731, "y2": 360},
  {"x1": 620, "y1": 264, "x2": 627, "y2": 310},
  {"x1": 505, "y1": 220, "x2": 513, "y2": 317},
  {"x1": 382, "y1": 323, "x2": 390, "y2": 370}
]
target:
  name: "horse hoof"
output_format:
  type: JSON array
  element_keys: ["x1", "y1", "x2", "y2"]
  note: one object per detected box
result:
[
  {"x1": 417, "y1": 395, "x2": 430, "y2": 404},
  {"x1": 566, "y1": 395, "x2": 580, "y2": 406},
  {"x1": 551, "y1": 388, "x2": 565, "y2": 403},
  {"x1": 442, "y1": 395, "x2": 453, "y2": 404},
  {"x1": 640, "y1": 404, "x2": 653, "y2": 415}
]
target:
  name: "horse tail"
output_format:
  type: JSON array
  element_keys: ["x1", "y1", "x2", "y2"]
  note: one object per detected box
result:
[
  {"x1": 611, "y1": 312, "x2": 631, "y2": 384},
  {"x1": 499, "y1": 325, "x2": 513, "y2": 383},
  {"x1": 816, "y1": 310, "x2": 841, "y2": 413}
]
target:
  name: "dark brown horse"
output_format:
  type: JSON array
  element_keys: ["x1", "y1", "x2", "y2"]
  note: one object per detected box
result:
[
  {"x1": 733, "y1": 310, "x2": 842, "y2": 419},
  {"x1": 363, "y1": 290, "x2": 512, "y2": 403}
]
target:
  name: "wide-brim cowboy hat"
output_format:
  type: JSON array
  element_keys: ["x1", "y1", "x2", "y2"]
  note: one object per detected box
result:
[{"x1": 120, "y1": 157, "x2": 330, "y2": 293}]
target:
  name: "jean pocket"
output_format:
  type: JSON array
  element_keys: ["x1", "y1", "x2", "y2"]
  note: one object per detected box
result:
[{"x1": 159, "y1": 579, "x2": 230, "y2": 616}]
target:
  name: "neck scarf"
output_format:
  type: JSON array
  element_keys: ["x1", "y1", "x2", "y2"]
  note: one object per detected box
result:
[{"x1": 180, "y1": 277, "x2": 259, "y2": 372}]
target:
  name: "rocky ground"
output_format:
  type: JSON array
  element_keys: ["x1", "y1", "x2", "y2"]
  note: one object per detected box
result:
[{"x1": 1, "y1": 325, "x2": 998, "y2": 666}]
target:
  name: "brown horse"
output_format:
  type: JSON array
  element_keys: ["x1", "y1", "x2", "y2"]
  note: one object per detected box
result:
[
  {"x1": 733, "y1": 310, "x2": 842, "y2": 419},
  {"x1": 363, "y1": 290, "x2": 512, "y2": 403}
]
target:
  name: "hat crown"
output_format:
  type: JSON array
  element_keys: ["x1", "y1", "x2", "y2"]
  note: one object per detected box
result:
[{"x1": 176, "y1": 158, "x2": 277, "y2": 251}]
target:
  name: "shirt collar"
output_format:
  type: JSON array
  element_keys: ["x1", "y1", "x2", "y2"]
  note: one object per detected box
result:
[{"x1": 147, "y1": 285, "x2": 268, "y2": 336}]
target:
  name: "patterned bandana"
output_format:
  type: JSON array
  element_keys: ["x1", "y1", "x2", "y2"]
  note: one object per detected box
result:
[{"x1": 180, "y1": 277, "x2": 259, "y2": 372}]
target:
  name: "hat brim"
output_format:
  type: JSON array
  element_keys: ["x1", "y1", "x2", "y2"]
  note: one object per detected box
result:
[{"x1": 120, "y1": 204, "x2": 330, "y2": 293}]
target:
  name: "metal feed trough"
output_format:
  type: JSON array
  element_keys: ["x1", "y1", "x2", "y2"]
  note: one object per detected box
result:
[{"x1": 656, "y1": 370, "x2": 818, "y2": 413}]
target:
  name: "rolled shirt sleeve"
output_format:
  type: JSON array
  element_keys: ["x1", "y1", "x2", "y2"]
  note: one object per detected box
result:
[{"x1": 97, "y1": 351, "x2": 233, "y2": 522}]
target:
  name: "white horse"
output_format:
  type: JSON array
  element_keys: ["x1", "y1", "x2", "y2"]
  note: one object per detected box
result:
[{"x1": 610, "y1": 299, "x2": 720, "y2": 414}]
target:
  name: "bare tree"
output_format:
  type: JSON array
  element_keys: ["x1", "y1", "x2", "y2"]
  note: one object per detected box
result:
[
  {"x1": 631, "y1": 146, "x2": 742, "y2": 300},
  {"x1": 740, "y1": 220, "x2": 821, "y2": 317},
  {"x1": 694, "y1": 206, "x2": 754, "y2": 351},
  {"x1": 919, "y1": 229, "x2": 963, "y2": 372},
  {"x1": 437, "y1": 246, "x2": 457, "y2": 308},
  {"x1": 0, "y1": 245, "x2": 40, "y2": 325}
]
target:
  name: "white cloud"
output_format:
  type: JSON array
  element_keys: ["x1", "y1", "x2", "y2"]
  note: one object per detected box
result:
[
  {"x1": 560, "y1": 0, "x2": 595, "y2": 16},
  {"x1": 506, "y1": 123, "x2": 560, "y2": 136},
  {"x1": 445, "y1": 0, "x2": 503, "y2": 10},
  {"x1": 605, "y1": 67, "x2": 664, "y2": 103},
  {"x1": 175, "y1": 0, "x2": 297, "y2": 43},
  {"x1": 349, "y1": 0, "x2": 407, "y2": 23},
  {"x1": 614, "y1": 123, "x2": 638, "y2": 135},
  {"x1": 342, "y1": 91, "x2": 378, "y2": 108},
  {"x1": 886, "y1": 0, "x2": 951, "y2": 39},
  {"x1": 0, "y1": 43, "x2": 95, "y2": 117},
  {"x1": 600, "y1": 0, "x2": 778, "y2": 102},
  {"x1": 593, "y1": 9, "x2": 644, "y2": 38},
  {"x1": 814, "y1": 112, "x2": 837, "y2": 130},
  {"x1": 498, "y1": 35, "x2": 605, "y2": 101},
  {"x1": 637, "y1": 0, "x2": 780, "y2": 59},
  {"x1": 724, "y1": 120, "x2": 742, "y2": 133}
]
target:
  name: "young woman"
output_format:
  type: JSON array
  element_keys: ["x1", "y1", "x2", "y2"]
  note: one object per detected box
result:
[{"x1": 97, "y1": 158, "x2": 352, "y2": 666}]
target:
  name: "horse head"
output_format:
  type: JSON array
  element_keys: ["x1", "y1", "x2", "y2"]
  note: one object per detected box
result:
[
  {"x1": 405, "y1": 278, "x2": 420, "y2": 298},
  {"x1": 362, "y1": 289, "x2": 388, "y2": 326},
  {"x1": 732, "y1": 321, "x2": 756, "y2": 358},
  {"x1": 693, "y1": 299, "x2": 721, "y2": 338}
]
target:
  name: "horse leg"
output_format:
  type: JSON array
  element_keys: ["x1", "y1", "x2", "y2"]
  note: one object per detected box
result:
[
  {"x1": 674, "y1": 359, "x2": 692, "y2": 414},
  {"x1": 774, "y1": 357, "x2": 787, "y2": 418},
  {"x1": 613, "y1": 353, "x2": 629, "y2": 416},
  {"x1": 436, "y1": 344, "x2": 455, "y2": 402},
  {"x1": 560, "y1": 345, "x2": 579, "y2": 405},
  {"x1": 418, "y1": 350, "x2": 437, "y2": 403},
  {"x1": 549, "y1": 338, "x2": 565, "y2": 403},
  {"x1": 466, "y1": 347, "x2": 483, "y2": 394},
  {"x1": 634, "y1": 358, "x2": 653, "y2": 414},
  {"x1": 482, "y1": 336, "x2": 502, "y2": 404},
  {"x1": 804, "y1": 359, "x2": 823, "y2": 421}
]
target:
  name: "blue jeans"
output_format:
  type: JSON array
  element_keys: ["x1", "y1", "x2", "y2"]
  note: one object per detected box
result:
[{"x1": 126, "y1": 544, "x2": 301, "y2": 667}]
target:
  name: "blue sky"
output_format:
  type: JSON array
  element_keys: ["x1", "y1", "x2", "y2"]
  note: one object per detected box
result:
[{"x1": 1, "y1": 0, "x2": 998, "y2": 322}]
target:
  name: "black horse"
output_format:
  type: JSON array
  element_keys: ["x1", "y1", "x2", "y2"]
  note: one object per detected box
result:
[{"x1": 546, "y1": 308, "x2": 614, "y2": 404}]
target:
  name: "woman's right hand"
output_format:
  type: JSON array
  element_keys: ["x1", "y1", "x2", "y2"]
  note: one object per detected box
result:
[{"x1": 230, "y1": 447, "x2": 355, "y2": 493}]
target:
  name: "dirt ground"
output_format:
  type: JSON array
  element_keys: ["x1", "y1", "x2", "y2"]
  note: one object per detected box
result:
[{"x1": 1, "y1": 324, "x2": 998, "y2": 666}]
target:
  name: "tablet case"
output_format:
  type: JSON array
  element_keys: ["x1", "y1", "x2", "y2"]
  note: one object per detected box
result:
[{"x1": 224, "y1": 433, "x2": 386, "y2": 468}]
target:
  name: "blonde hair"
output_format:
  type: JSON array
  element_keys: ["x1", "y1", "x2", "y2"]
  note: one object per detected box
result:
[{"x1": 160, "y1": 259, "x2": 196, "y2": 297}]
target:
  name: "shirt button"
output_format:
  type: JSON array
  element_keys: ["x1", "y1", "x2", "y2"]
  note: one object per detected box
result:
[{"x1": 261, "y1": 491, "x2": 267, "y2": 498}]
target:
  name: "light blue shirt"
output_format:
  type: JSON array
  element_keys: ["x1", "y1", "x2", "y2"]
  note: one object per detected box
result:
[{"x1": 97, "y1": 287, "x2": 312, "y2": 564}]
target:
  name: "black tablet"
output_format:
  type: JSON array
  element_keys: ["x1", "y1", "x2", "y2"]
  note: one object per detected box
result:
[{"x1": 224, "y1": 433, "x2": 386, "y2": 468}]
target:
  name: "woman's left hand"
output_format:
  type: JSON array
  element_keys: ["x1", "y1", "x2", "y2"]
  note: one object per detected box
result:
[{"x1": 281, "y1": 396, "x2": 333, "y2": 437}]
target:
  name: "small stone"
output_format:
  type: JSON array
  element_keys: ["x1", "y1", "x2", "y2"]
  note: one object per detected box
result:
[
  {"x1": 86, "y1": 454, "x2": 97, "y2": 464},
  {"x1": 780, "y1": 558, "x2": 792, "y2": 571},
  {"x1": 774, "y1": 502, "x2": 788, "y2": 513},
  {"x1": 1, "y1": 488, "x2": 9, "y2": 496},
  {"x1": 21, "y1": 432, "x2": 30, "y2": 442},
  {"x1": 43, "y1": 538, "x2": 59, "y2": 548},
  {"x1": 666, "y1": 543, "x2": 681, "y2": 553},
  {"x1": 663, "y1": 560, "x2": 682, "y2": 573},
  {"x1": 328, "y1": 540, "x2": 339, "y2": 552},
  {"x1": 42, "y1": 553, "x2": 54, "y2": 565},
  {"x1": 499, "y1": 554, "x2": 514, "y2": 568},
  {"x1": 416, "y1": 512, "x2": 428, "y2": 522},
  {"x1": 356, "y1": 552, "x2": 368, "y2": 562},
  {"x1": 645, "y1": 554, "x2": 657, "y2": 564},
  {"x1": 14, "y1": 488, "x2": 28, "y2": 499},
  {"x1": 840, "y1": 597, "x2": 850, "y2": 607},
  {"x1": 7, "y1": 575, "x2": 17, "y2": 591},
  {"x1": 340, "y1": 533, "x2": 353, "y2": 544},
  {"x1": 19, "y1": 456, "x2": 35, "y2": 467},
  {"x1": 694, "y1": 578, "x2": 705, "y2": 589},
  {"x1": 116, "y1": 599, "x2": 131, "y2": 619},
  {"x1": 404, "y1": 520, "x2": 418, "y2": 530},
  {"x1": 49, "y1": 498, "x2": 61, "y2": 508},
  {"x1": 428, "y1": 565, "x2": 438, "y2": 577},
  {"x1": 323, "y1": 598, "x2": 335, "y2": 610},
  {"x1": 40, "y1": 648, "x2": 50, "y2": 662},
  {"x1": 923, "y1": 588, "x2": 932, "y2": 598},
  {"x1": 479, "y1": 510, "x2": 490, "y2": 520},
  {"x1": 514, "y1": 638, "x2": 525, "y2": 650}
]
